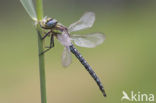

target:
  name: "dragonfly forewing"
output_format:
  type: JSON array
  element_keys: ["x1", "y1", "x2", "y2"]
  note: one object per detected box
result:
[
  {"x1": 20, "y1": 0, "x2": 37, "y2": 21},
  {"x1": 68, "y1": 12, "x2": 95, "y2": 33}
]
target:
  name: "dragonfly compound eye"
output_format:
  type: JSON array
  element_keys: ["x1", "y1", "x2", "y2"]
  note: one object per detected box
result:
[{"x1": 46, "y1": 19, "x2": 57, "y2": 28}]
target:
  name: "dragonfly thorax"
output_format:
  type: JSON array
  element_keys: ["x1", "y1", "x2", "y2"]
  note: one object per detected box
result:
[{"x1": 40, "y1": 17, "x2": 58, "y2": 29}]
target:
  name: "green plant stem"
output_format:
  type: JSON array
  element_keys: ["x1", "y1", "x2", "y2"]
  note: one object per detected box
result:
[
  {"x1": 36, "y1": 0, "x2": 43, "y2": 20},
  {"x1": 36, "y1": 0, "x2": 47, "y2": 103}
]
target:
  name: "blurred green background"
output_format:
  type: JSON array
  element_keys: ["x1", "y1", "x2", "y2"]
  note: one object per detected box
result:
[{"x1": 0, "y1": 0, "x2": 156, "y2": 103}]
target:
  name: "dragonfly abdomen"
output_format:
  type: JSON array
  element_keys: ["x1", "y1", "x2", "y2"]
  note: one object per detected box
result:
[{"x1": 69, "y1": 45, "x2": 106, "y2": 97}]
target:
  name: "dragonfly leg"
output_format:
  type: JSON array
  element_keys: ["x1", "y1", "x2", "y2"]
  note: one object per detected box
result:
[
  {"x1": 45, "y1": 33, "x2": 54, "y2": 48},
  {"x1": 40, "y1": 34, "x2": 54, "y2": 55},
  {"x1": 37, "y1": 30, "x2": 51, "y2": 40},
  {"x1": 42, "y1": 31, "x2": 51, "y2": 40}
]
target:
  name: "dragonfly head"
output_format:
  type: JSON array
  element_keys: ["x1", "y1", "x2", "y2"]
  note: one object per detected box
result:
[{"x1": 40, "y1": 17, "x2": 58, "y2": 29}]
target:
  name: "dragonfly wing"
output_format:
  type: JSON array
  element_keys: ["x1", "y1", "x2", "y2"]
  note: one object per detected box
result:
[
  {"x1": 57, "y1": 31, "x2": 72, "y2": 47},
  {"x1": 62, "y1": 46, "x2": 72, "y2": 67},
  {"x1": 20, "y1": 0, "x2": 37, "y2": 21},
  {"x1": 68, "y1": 12, "x2": 95, "y2": 33},
  {"x1": 71, "y1": 33, "x2": 105, "y2": 48}
]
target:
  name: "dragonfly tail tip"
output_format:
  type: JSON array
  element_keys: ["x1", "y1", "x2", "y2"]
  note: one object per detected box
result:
[{"x1": 103, "y1": 92, "x2": 107, "y2": 97}]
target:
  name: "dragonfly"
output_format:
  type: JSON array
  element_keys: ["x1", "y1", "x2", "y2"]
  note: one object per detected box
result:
[{"x1": 20, "y1": 0, "x2": 106, "y2": 97}]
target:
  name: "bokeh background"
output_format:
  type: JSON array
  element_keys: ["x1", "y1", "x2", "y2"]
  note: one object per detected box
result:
[{"x1": 0, "y1": 0, "x2": 156, "y2": 103}]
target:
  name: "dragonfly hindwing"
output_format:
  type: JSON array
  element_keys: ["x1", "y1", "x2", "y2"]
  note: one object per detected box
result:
[{"x1": 71, "y1": 33, "x2": 105, "y2": 48}]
